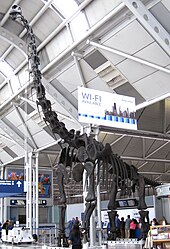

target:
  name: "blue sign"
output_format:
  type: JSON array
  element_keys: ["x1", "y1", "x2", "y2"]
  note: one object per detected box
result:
[{"x1": 0, "y1": 180, "x2": 24, "y2": 193}]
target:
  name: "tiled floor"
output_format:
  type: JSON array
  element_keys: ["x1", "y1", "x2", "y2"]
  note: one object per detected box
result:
[
  {"x1": 0, "y1": 245, "x2": 42, "y2": 249},
  {"x1": 0, "y1": 244, "x2": 143, "y2": 249}
]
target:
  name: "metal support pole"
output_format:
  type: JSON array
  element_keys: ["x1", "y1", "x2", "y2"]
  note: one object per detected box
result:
[
  {"x1": 25, "y1": 151, "x2": 39, "y2": 235},
  {"x1": 87, "y1": 40, "x2": 170, "y2": 74},
  {"x1": 25, "y1": 152, "x2": 29, "y2": 228},
  {"x1": 28, "y1": 152, "x2": 33, "y2": 234},
  {"x1": 72, "y1": 52, "x2": 86, "y2": 87},
  {"x1": 95, "y1": 127, "x2": 102, "y2": 246},
  {"x1": 82, "y1": 125, "x2": 88, "y2": 210},
  {"x1": 84, "y1": 126, "x2": 96, "y2": 247},
  {"x1": 83, "y1": 170, "x2": 87, "y2": 210},
  {"x1": 25, "y1": 152, "x2": 33, "y2": 233},
  {"x1": 96, "y1": 161, "x2": 102, "y2": 246},
  {"x1": 90, "y1": 213, "x2": 96, "y2": 247},
  {"x1": 33, "y1": 162, "x2": 36, "y2": 234},
  {"x1": 35, "y1": 152, "x2": 39, "y2": 236},
  {"x1": 4, "y1": 167, "x2": 8, "y2": 222},
  {"x1": 0, "y1": 165, "x2": 4, "y2": 223}
]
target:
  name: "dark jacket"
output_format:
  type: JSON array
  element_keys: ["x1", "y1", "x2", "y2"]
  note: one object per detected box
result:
[{"x1": 68, "y1": 224, "x2": 82, "y2": 249}]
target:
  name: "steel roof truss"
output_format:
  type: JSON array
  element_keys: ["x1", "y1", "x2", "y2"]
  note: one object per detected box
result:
[
  {"x1": 0, "y1": 117, "x2": 33, "y2": 150},
  {"x1": 123, "y1": 0, "x2": 170, "y2": 56},
  {"x1": 13, "y1": 104, "x2": 38, "y2": 149},
  {"x1": 42, "y1": 78, "x2": 80, "y2": 123}
]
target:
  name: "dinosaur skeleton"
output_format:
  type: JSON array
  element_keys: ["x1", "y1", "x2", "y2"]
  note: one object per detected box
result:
[{"x1": 10, "y1": 5, "x2": 160, "y2": 246}]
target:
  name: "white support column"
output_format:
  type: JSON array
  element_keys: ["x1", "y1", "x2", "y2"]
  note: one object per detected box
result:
[
  {"x1": 28, "y1": 152, "x2": 33, "y2": 233},
  {"x1": 4, "y1": 167, "x2": 8, "y2": 222},
  {"x1": 25, "y1": 152, "x2": 35, "y2": 234},
  {"x1": 0, "y1": 166, "x2": 4, "y2": 223},
  {"x1": 32, "y1": 159, "x2": 36, "y2": 234},
  {"x1": 84, "y1": 126, "x2": 96, "y2": 247},
  {"x1": 72, "y1": 52, "x2": 86, "y2": 87},
  {"x1": 35, "y1": 152, "x2": 39, "y2": 236},
  {"x1": 32, "y1": 152, "x2": 39, "y2": 235},
  {"x1": 25, "y1": 151, "x2": 39, "y2": 235},
  {"x1": 96, "y1": 162, "x2": 102, "y2": 246},
  {"x1": 83, "y1": 170, "x2": 87, "y2": 209},
  {"x1": 82, "y1": 125, "x2": 88, "y2": 226},
  {"x1": 90, "y1": 213, "x2": 96, "y2": 247},
  {"x1": 94, "y1": 127, "x2": 102, "y2": 246},
  {"x1": 82, "y1": 125, "x2": 103, "y2": 246},
  {"x1": 25, "y1": 152, "x2": 29, "y2": 228},
  {"x1": 86, "y1": 126, "x2": 100, "y2": 247}
]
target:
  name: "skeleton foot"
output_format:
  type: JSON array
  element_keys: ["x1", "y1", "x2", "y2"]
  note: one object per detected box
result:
[
  {"x1": 107, "y1": 232, "x2": 116, "y2": 241},
  {"x1": 81, "y1": 228, "x2": 89, "y2": 243}
]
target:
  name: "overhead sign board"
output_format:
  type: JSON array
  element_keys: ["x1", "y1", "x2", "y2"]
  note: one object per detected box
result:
[
  {"x1": 78, "y1": 87, "x2": 137, "y2": 130},
  {"x1": 10, "y1": 199, "x2": 47, "y2": 206},
  {"x1": 155, "y1": 184, "x2": 170, "y2": 197},
  {"x1": 0, "y1": 180, "x2": 25, "y2": 193}
]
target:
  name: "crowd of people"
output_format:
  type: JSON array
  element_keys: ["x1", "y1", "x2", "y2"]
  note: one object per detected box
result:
[
  {"x1": 106, "y1": 214, "x2": 167, "y2": 240},
  {"x1": 0, "y1": 214, "x2": 165, "y2": 245},
  {"x1": 68, "y1": 214, "x2": 143, "y2": 244},
  {"x1": 67, "y1": 214, "x2": 164, "y2": 245},
  {"x1": 107, "y1": 214, "x2": 142, "y2": 239}
]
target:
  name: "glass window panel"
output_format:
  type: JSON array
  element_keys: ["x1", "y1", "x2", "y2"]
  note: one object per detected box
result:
[
  {"x1": 52, "y1": 0, "x2": 77, "y2": 18},
  {"x1": 0, "y1": 60, "x2": 14, "y2": 78}
]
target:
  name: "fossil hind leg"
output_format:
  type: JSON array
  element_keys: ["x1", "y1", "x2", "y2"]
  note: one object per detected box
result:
[
  {"x1": 139, "y1": 210, "x2": 150, "y2": 240},
  {"x1": 81, "y1": 201, "x2": 96, "y2": 243},
  {"x1": 107, "y1": 210, "x2": 117, "y2": 241},
  {"x1": 138, "y1": 175, "x2": 147, "y2": 210}
]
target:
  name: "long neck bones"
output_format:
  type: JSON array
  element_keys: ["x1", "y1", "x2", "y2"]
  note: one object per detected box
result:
[{"x1": 9, "y1": 5, "x2": 76, "y2": 146}]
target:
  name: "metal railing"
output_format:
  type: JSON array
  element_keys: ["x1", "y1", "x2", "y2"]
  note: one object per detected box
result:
[{"x1": 34, "y1": 222, "x2": 70, "y2": 246}]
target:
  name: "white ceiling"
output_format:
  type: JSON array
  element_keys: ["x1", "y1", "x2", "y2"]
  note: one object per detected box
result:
[{"x1": 0, "y1": 0, "x2": 170, "y2": 197}]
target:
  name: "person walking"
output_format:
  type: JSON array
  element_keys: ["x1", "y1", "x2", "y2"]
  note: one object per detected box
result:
[
  {"x1": 120, "y1": 217, "x2": 125, "y2": 238},
  {"x1": 69, "y1": 217, "x2": 75, "y2": 235},
  {"x1": 115, "y1": 214, "x2": 121, "y2": 238},
  {"x1": 68, "y1": 222, "x2": 82, "y2": 249},
  {"x1": 125, "y1": 215, "x2": 131, "y2": 239},
  {"x1": 75, "y1": 217, "x2": 80, "y2": 226},
  {"x1": 130, "y1": 219, "x2": 137, "y2": 238}
]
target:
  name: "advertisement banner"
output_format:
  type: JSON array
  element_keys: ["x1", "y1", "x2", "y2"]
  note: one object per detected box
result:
[
  {"x1": 7, "y1": 168, "x2": 52, "y2": 198},
  {"x1": 78, "y1": 87, "x2": 137, "y2": 130}
]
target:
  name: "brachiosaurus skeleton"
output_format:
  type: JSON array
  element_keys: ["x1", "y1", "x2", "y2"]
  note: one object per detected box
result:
[{"x1": 10, "y1": 5, "x2": 159, "y2": 246}]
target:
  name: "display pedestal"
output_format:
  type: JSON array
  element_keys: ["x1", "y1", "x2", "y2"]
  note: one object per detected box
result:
[
  {"x1": 42, "y1": 243, "x2": 107, "y2": 249},
  {"x1": 42, "y1": 246, "x2": 69, "y2": 249},
  {"x1": 107, "y1": 238, "x2": 144, "y2": 248},
  {"x1": 1, "y1": 227, "x2": 34, "y2": 244},
  {"x1": 89, "y1": 245, "x2": 107, "y2": 249}
]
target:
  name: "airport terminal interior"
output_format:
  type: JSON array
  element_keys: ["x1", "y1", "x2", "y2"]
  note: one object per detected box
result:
[{"x1": 0, "y1": 0, "x2": 170, "y2": 248}]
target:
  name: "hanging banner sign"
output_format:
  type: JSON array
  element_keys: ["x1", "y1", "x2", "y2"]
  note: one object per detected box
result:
[
  {"x1": 0, "y1": 180, "x2": 25, "y2": 193},
  {"x1": 78, "y1": 87, "x2": 137, "y2": 130}
]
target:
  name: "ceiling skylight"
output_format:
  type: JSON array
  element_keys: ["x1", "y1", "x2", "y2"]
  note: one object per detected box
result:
[
  {"x1": 0, "y1": 59, "x2": 20, "y2": 93},
  {"x1": 52, "y1": 0, "x2": 89, "y2": 40},
  {"x1": 0, "y1": 60, "x2": 14, "y2": 78},
  {"x1": 52, "y1": 0, "x2": 78, "y2": 18}
]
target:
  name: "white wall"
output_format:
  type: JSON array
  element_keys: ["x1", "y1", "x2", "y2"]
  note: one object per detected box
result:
[
  {"x1": 66, "y1": 204, "x2": 156, "y2": 225},
  {"x1": 101, "y1": 207, "x2": 155, "y2": 227},
  {"x1": 161, "y1": 198, "x2": 170, "y2": 223},
  {"x1": 66, "y1": 203, "x2": 84, "y2": 222}
]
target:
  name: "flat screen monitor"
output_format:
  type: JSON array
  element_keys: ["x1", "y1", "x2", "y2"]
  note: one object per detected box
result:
[
  {"x1": 117, "y1": 199, "x2": 138, "y2": 208},
  {"x1": 118, "y1": 200, "x2": 128, "y2": 207},
  {"x1": 127, "y1": 199, "x2": 136, "y2": 206}
]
